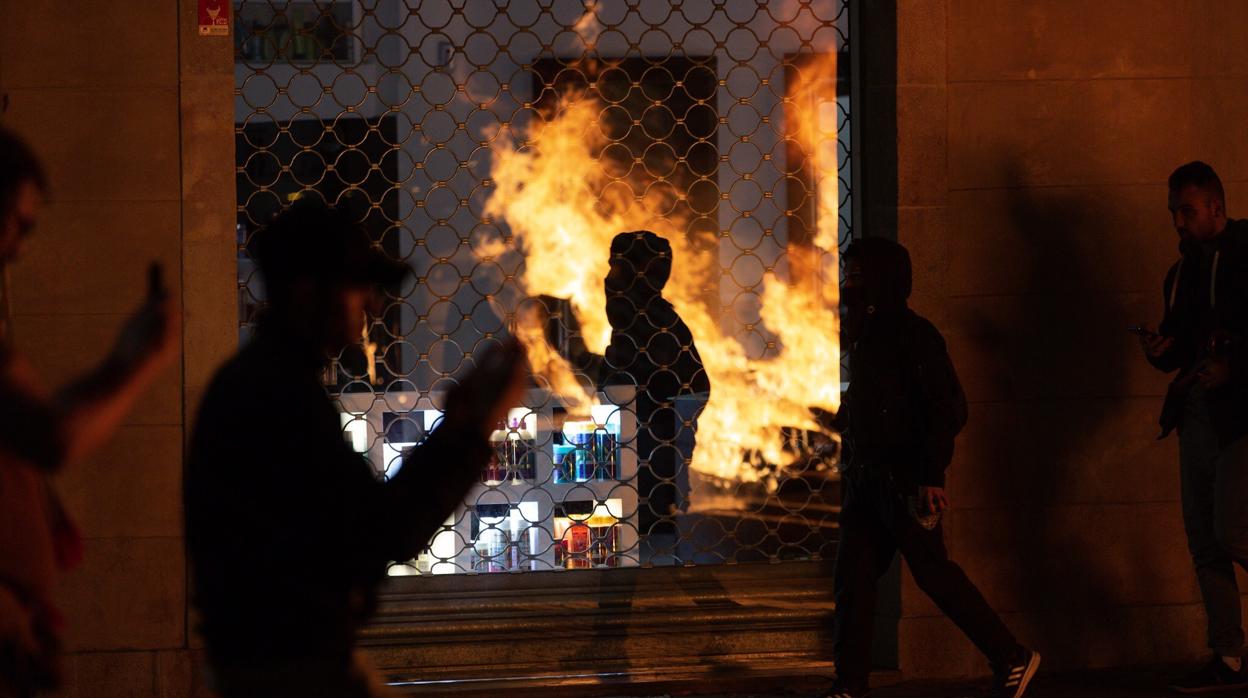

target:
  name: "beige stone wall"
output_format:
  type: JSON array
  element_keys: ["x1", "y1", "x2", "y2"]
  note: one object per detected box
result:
[
  {"x1": 891, "y1": 0, "x2": 1248, "y2": 678},
  {"x1": 0, "y1": 2, "x2": 231, "y2": 695}
]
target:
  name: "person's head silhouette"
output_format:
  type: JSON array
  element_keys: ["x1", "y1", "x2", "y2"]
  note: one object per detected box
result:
[
  {"x1": 605, "y1": 230, "x2": 673, "y2": 329},
  {"x1": 606, "y1": 230, "x2": 671, "y2": 295},
  {"x1": 250, "y1": 198, "x2": 410, "y2": 352},
  {"x1": 842, "y1": 237, "x2": 912, "y2": 342},
  {"x1": 0, "y1": 126, "x2": 48, "y2": 265}
]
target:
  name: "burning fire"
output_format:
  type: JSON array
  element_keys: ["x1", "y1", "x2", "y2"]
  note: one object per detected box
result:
[{"x1": 480, "y1": 54, "x2": 842, "y2": 492}]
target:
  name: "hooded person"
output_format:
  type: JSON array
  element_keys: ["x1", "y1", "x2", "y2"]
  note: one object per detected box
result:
[
  {"x1": 604, "y1": 231, "x2": 710, "y2": 537},
  {"x1": 545, "y1": 230, "x2": 710, "y2": 541},
  {"x1": 825, "y1": 238, "x2": 1038, "y2": 698}
]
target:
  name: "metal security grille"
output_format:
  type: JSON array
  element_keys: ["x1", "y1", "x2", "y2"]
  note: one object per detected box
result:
[{"x1": 234, "y1": 0, "x2": 852, "y2": 575}]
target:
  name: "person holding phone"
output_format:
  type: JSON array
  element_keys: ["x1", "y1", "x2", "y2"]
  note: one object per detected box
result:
[
  {"x1": 0, "y1": 126, "x2": 180, "y2": 696},
  {"x1": 185, "y1": 200, "x2": 528, "y2": 697},
  {"x1": 825, "y1": 238, "x2": 1038, "y2": 698},
  {"x1": 1137, "y1": 162, "x2": 1248, "y2": 694}
]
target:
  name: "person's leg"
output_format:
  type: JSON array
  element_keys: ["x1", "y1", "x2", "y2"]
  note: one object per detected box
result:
[
  {"x1": 896, "y1": 513, "x2": 1020, "y2": 666},
  {"x1": 831, "y1": 474, "x2": 897, "y2": 689},
  {"x1": 209, "y1": 653, "x2": 373, "y2": 698},
  {"x1": 637, "y1": 398, "x2": 678, "y2": 538},
  {"x1": 1180, "y1": 407, "x2": 1244, "y2": 658},
  {"x1": 1212, "y1": 433, "x2": 1248, "y2": 655}
]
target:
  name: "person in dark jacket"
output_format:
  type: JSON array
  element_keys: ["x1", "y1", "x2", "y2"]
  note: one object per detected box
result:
[
  {"x1": 546, "y1": 230, "x2": 710, "y2": 541},
  {"x1": 1138, "y1": 162, "x2": 1248, "y2": 693},
  {"x1": 185, "y1": 201, "x2": 526, "y2": 698},
  {"x1": 826, "y1": 238, "x2": 1038, "y2": 698}
]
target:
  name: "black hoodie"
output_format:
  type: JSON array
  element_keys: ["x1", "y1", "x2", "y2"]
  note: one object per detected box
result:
[
  {"x1": 839, "y1": 239, "x2": 967, "y2": 488},
  {"x1": 1151, "y1": 218, "x2": 1248, "y2": 445}
]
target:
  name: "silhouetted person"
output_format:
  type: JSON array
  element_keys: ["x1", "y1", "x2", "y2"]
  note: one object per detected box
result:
[
  {"x1": 185, "y1": 201, "x2": 526, "y2": 698},
  {"x1": 0, "y1": 127, "x2": 178, "y2": 697},
  {"x1": 549, "y1": 230, "x2": 710, "y2": 540},
  {"x1": 827, "y1": 238, "x2": 1038, "y2": 698},
  {"x1": 1138, "y1": 162, "x2": 1248, "y2": 693}
]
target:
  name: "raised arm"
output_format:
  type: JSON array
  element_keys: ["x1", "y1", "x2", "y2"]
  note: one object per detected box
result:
[
  {"x1": 364, "y1": 339, "x2": 528, "y2": 562},
  {"x1": 53, "y1": 265, "x2": 179, "y2": 466},
  {"x1": 0, "y1": 264, "x2": 178, "y2": 471}
]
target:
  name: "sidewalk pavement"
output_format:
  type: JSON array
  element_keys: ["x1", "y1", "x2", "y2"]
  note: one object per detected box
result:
[{"x1": 625, "y1": 663, "x2": 1247, "y2": 698}]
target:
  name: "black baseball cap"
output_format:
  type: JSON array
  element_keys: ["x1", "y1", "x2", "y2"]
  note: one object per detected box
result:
[{"x1": 250, "y1": 198, "x2": 410, "y2": 290}]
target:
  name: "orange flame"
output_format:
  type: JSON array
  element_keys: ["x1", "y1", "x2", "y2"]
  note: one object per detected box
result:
[
  {"x1": 482, "y1": 54, "x2": 841, "y2": 493},
  {"x1": 513, "y1": 301, "x2": 598, "y2": 418}
]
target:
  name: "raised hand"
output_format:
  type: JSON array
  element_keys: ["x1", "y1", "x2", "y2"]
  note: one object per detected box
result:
[
  {"x1": 1136, "y1": 324, "x2": 1174, "y2": 360},
  {"x1": 442, "y1": 337, "x2": 529, "y2": 439},
  {"x1": 110, "y1": 263, "x2": 179, "y2": 375}
]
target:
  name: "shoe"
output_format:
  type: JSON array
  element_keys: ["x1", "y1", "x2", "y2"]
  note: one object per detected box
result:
[
  {"x1": 822, "y1": 679, "x2": 870, "y2": 698},
  {"x1": 1169, "y1": 656, "x2": 1248, "y2": 694},
  {"x1": 991, "y1": 648, "x2": 1041, "y2": 698}
]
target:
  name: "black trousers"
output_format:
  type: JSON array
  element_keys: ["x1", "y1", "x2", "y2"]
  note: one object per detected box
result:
[
  {"x1": 1178, "y1": 390, "x2": 1248, "y2": 657},
  {"x1": 831, "y1": 469, "x2": 1020, "y2": 686}
]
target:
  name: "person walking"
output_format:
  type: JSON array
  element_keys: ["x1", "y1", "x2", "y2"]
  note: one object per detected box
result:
[
  {"x1": 826, "y1": 237, "x2": 1039, "y2": 698},
  {"x1": 185, "y1": 200, "x2": 527, "y2": 697}
]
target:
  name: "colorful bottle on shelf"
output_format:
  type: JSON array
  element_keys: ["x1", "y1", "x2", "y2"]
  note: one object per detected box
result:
[
  {"x1": 473, "y1": 505, "x2": 509, "y2": 573},
  {"x1": 485, "y1": 420, "x2": 508, "y2": 484},
  {"x1": 505, "y1": 417, "x2": 536, "y2": 483},
  {"x1": 258, "y1": 19, "x2": 275, "y2": 60},
  {"x1": 554, "y1": 502, "x2": 594, "y2": 569},
  {"x1": 520, "y1": 417, "x2": 536, "y2": 481},
  {"x1": 587, "y1": 505, "x2": 619, "y2": 567},
  {"x1": 592, "y1": 428, "x2": 616, "y2": 480},
  {"x1": 552, "y1": 441, "x2": 575, "y2": 484},
  {"x1": 290, "y1": 7, "x2": 312, "y2": 61},
  {"x1": 270, "y1": 13, "x2": 290, "y2": 60},
  {"x1": 573, "y1": 424, "x2": 595, "y2": 482}
]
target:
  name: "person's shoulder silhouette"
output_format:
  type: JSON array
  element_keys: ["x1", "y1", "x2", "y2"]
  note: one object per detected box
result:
[{"x1": 602, "y1": 230, "x2": 709, "y2": 399}]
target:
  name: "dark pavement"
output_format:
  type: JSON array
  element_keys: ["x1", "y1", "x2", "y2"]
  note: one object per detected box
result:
[{"x1": 615, "y1": 664, "x2": 1248, "y2": 698}]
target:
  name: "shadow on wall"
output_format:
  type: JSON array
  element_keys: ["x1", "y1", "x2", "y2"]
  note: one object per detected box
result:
[{"x1": 957, "y1": 159, "x2": 1183, "y2": 668}]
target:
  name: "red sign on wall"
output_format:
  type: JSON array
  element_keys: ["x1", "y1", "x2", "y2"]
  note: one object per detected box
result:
[{"x1": 198, "y1": 0, "x2": 230, "y2": 37}]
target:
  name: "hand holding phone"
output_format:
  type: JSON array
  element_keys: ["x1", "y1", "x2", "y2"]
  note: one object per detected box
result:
[
  {"x1": 110, "y1": 262, "x2": 179, "y2": 374},
  {"x1": 442, "y1": 338, "x2": 529, "y2": 439},
  {"x1": 1131, "y1": 323, "x2": 1173, "y2": 359}
]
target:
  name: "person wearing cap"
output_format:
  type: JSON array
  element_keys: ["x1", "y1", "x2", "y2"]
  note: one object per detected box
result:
[
  {"x1": 185, "y1": 199, "x2": 527, "y2": 697},
  {"x1": 0, "y1": 127, "x2": 179, "y2": 695}
]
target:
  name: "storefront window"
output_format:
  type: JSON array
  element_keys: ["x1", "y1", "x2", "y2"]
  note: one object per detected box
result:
[{"x1": 235, "y1": 0, "x2": 852, "y2": 574}]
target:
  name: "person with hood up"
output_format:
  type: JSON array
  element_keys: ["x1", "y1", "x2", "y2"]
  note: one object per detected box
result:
[
  {"x1": 546, "y1": 230, "x2": 710, "y2": 542},
  {"x1": 825, "y1": 237, "x2": 1038, "y2": 698}
]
